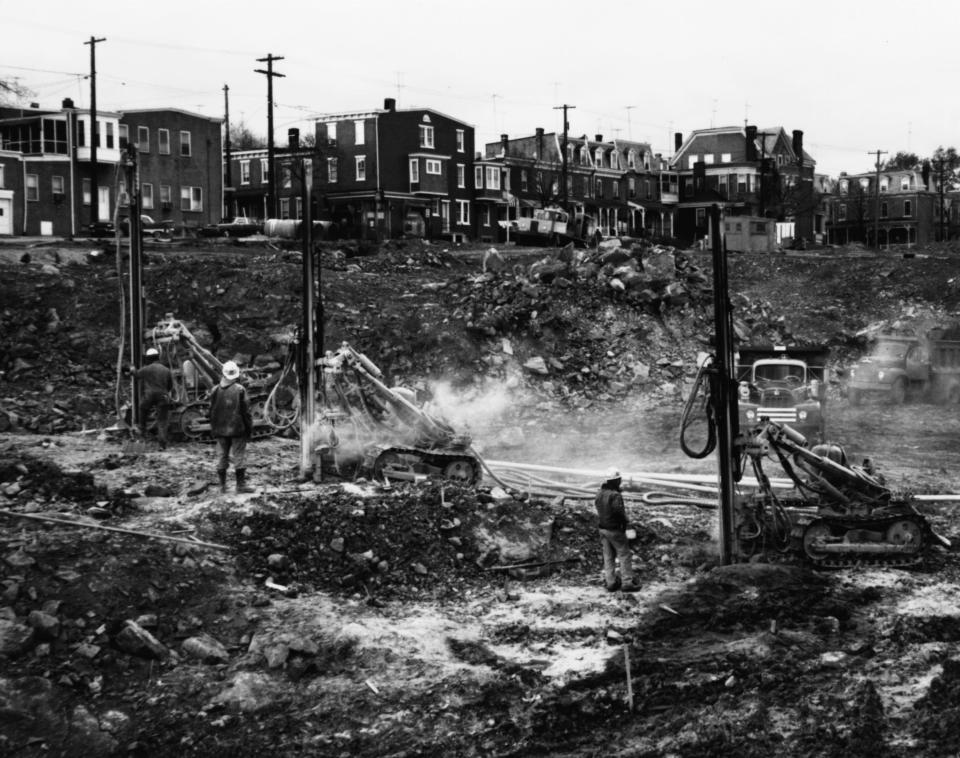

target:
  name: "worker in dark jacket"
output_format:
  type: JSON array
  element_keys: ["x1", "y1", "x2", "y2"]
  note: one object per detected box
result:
[
  {"x1": 209, "y1": 361, "x2": 254, "y2": 494},
  {"x1": 131, "y1": 347, "x2": 174, "y2": 449},
  {"x1": 595, "y1": 467, "x2": 639, "y2": 592}
]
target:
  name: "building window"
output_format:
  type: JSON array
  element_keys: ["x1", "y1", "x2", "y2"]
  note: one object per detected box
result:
[
  {"x1": 355, "y1": 155, "x2": 366, "y2": 181},
  {"x1": 419, "y1": 124, "x2": 434, "y2": 148},
  {"x1": 160, "y1": 185, "x2": 171, "y2": 208},
  {"x1": 457, "y1": 164, "x2": 465, "y2": 188},
  {"x1": 880, "y1": 201, "x2": 888, "y2": 218},
  {"x1": 610, "y1": 151, "x2": 620, "y2": 170},
  {"x1": 721, "y1": 153, "x2": 731, "y2": 163},
  {"x1": 839, "y1": 179, "x2": 849, "y2": 194},
  {"x1": 520, "y1": 170, "x2": 528, "y2": 192},
  {"x1": 904, "y1": 199, "x2": 912, "y2": 217},
  {"x1": 483, "y1": 205, "x2": 491, "y2": 227},
  {"x1": 280, "y1": 198, "x2": 290, "y2": 219},
  {"x1": 78, "y1": 120, "x2": 85, "y2": 147},
  {"x1": 595, "y1": 178, "x2": 603, "y2": 198},
  {"x1": 180, "y1": 131, "x2": 191, "y2": 157},
  {"x1": 643, "y1": 153, "x2": 651, "y2": 170},
  {"x1": 704, "y1": 154, "x2": 715, "y2": 164},
  {"x1": 475, "y1": 165, "x2": 483, "y2": 188},
  {"x1": 82, "y1": 178, "x2": 91, "y2": 205},
  {"x1": 689, "y1": 155, "x2": 699, "y2": 169},
  {"x1": 138, "y1": 182, "x2": 152, "y2": 208},
  {"x1": 282, "y1": 165, "x2": 292, "y2": 189},
  {"x1": 119, "y1": 124, "x2": 128, "y2": 148},
  {"x1": 180, "y1": 186, "x2": 202, "y2": 212},
  {"x1": 295, "y1": 197, "x2": 303, "y2": 220},
  {"x1": 409, "y1": 159, "x2": 419, "y2": 183},
  {"x1": 612, "y1": 180, "x2": 620, "y2": 199},
  {"x1": 0, "y1": 164, "x2": 4, "y2": 188},
  {"x1": 138, "y1": 126, "x2": 149, "y2": 152},
  {"x1": 838, "y1": 204, "x2": 847, "y2": 221},
  {"x1": 628, "y1": 177, "x2": 635, "y2": 198},
  {"x1": 26, "y1": 174, "x2": 38, "y2": 201},
  {"x1": 736, "y1": 223, "x2": 742, "y2": 232},
  {"x1": 456, "y1": 199, "x2": 469, "y2": 225},
  {"x1": 627, "y1": 150, "x2": 637, "y2": 169},
  {"x1": 695, "y1": 207, "x2": 706, "y2": 226},
  {"x1": 901, "y1": 177, "x2": 910, "y2": 191},
  {"x1": 456, "y1": 129, "x2": 464, "y2": 152},
  {"x1": 860, "y1": 178, "x2": 870, "y2": 192},
  {"x1": 326, "y1": 157, "x2": 337, "y2": 183},
  {"x1": 594, "y1": 147, "x2": 603, "y2": 166},
  {"x1": 158, "y1": 129, "x2": 170, "y2": 154},
  {"x1": 354, "y1": 120, "x2": 365, "y2": 146},
  {"x1": 485, "y1": 166, "x2": 500, "y2": 190},
  {"x1": 777, "y1": 154, "x2": 784, "y2": 166},
  {"x1": 51, "y1": 175, "x2": 64, "y2": 195},
  {"x1": 880, "y1": 179, "x2": 888, "y2": 192},
  {"x1": 425, "y1": 159, "x2": 441, "y2": 175},
  {"x1": 260, "y1": 158, "x2": 269, "y2": 181},
  {"x1": 754, "y1": 221, "x2": 767, "y2": 233},
  {"x1": 240, "y1": 160, "x2": 250, "y2": 184},
  {"x1": 106, "y1": 122, "x2": 114, "y2": 149}
]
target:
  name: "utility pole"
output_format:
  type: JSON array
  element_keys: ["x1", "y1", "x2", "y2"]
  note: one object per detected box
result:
[
  {"x1": 123, "y1": 143, "x2": 143, "y2": 425},
  {"x1": 868, "y1": 150, "x2": 887, "y2": 248},
  {"x1": 84, "y1": 36, "x2": 105, "y2": 227},
  {"x1": 757, "y1": 131, "x2": 772, "y2": 218},
  {"x1": 223, "y1": 84, "x2": 232, "y2": 217},
  {"x1": 553, "y1": 104, "x2": 575, "y2": 207},
  {"x1": 255, "y1": 54, "x2": 284, "y2": 219}
]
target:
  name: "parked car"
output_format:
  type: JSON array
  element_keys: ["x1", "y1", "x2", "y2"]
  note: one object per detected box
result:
[
  {"x1": 86, "y1": 221, "x2": 116, "y2": 238},
  {"x1": 198, "y1": 217, "x2": 263, "y2": 238},
  {"x1": 119, "y1": 214, "x2": 175, "y2": 238}
]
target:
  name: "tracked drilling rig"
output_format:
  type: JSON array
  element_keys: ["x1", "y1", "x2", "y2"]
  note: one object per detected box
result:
[{"x1": 681, "y1": 206, "x2": 950, "y2": 566}]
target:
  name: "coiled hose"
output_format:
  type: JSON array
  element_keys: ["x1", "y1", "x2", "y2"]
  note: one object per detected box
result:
[{"x1": 680, "y1": 358, "x2": 717, "y2": 459}]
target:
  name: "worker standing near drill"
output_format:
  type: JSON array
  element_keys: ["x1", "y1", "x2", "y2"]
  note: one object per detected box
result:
[
  {"x1": 129, "y1": 347, "x2": 173, "y2": 450},
  {"x1": 595, "y1": 467, "x2": 640, "y2": 592},
  {"x1": 209, "y1": 361, "x2": 255, "y2": 494}
]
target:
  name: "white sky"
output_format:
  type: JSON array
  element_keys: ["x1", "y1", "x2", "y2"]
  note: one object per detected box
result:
[{"x1": 3, "y1": 0, "x2": 959, "y2": 177}]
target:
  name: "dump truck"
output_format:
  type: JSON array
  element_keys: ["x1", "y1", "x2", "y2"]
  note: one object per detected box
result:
[
  {"x1": 848, "y1": 330, "x2": 960, "y2": 405},
  {"x1": 735, "y1": 344, "x2": 829, "y2": 443}
]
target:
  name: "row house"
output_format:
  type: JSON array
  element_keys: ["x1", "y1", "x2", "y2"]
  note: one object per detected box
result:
[
  {"x1": 669, "y1": 125, "x2": 819, "y2": 247},
  {"x1": 477, "y1": 129, "x2": 673, "y2": 243},
  {"x1": 0, "y1": 99, "x2": 222, "y2": 237},
  {"x1": 224, "y1": 99, "x2": 476, "y2": 241},
  {"x1": 826, "y1": 168, "x2": 935, "y2": 246}
]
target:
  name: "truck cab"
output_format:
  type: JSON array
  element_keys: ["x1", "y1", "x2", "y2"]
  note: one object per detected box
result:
[
  {"x1": 736, "y1": 345, "x2": 829, "y2": 442},
  {"x1": 847, "y1": 335, "x2": 926, "y2": 405}
]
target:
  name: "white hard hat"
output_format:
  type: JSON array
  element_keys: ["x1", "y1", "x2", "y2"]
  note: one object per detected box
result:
[
  {"x1": 222, "y1": 361, "x2": 240, "y2": 380},
  {"x1": 145, "y1": 347, "x2": 159, "y2": 357},
  {"x1": 604, "y1": 467, "x2": 621, "y2": 482}
]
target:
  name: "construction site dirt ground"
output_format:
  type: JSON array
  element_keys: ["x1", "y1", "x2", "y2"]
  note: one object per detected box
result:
[{"x1": 2, "y1": 237, "x2": 960, "y2": 757}]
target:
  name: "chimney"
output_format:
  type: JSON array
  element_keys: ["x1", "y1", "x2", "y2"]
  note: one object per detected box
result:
[
  {"x1": 62, "y1": 97, "x2": 75, "y2": 109},
  {"x1": 674, "y1": 132, "x2": 683, "y2": 151},
  {"x1": 288, "y1": 128, "x2": 300, "y2": 149},
  {"x1": 745, "y1": 125, "x2": 758, "y2": 162},
  {"x1": 500, "y1": 133, "x2": 509, "y2": 157},
  {"x1": 595, "y1": 134, "x2": 603, "y2": 142},
  {"x1": 792, "y1": 129, "x2": 804, "y2": 166},
  {"x1": 922, "y1": 160, "x2": 931, "y2": 190},
  {"x1": 383, "y1": 97, "x2": 396, "y2": 112},
  {"x1": 535, "y1": 127, "x2": 544, "y2": 138},
  {"x1": 536, "y1": 128, "x2": 543, "y2": 159}
]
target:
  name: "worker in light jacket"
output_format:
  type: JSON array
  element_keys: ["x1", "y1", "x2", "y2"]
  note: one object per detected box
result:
[
  {"x1": 595, "y1": 467, "x2": 640, "y2": 592},
  {"x1": 208, "y1": 361, "x2": 254, "y2": 494},
  {"x1": 128, "y1": 347, "x2": 173, "y2": 449}
]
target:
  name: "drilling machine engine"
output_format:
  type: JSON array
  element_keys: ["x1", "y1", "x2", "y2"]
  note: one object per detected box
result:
[
  {"x1": 735, "y1": 419, "x2": 950, "y2": 567},
  {"x1": 313, "y1": 343, "x2": 481, "y2": 483}
]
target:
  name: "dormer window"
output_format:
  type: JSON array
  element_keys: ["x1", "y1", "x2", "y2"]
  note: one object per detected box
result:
[
  {"x1": 594, "y1": 147, "x2": 603, "y2": 166},
  {"x1": 627, "y1": 150, "x2": 637, "y2": 169},
  {"x1": 901, "y1": 176, "x2": 911, "y2": 191},
  {"x1": 880, "y1": 178, "x2": 889, "y2": 193}
]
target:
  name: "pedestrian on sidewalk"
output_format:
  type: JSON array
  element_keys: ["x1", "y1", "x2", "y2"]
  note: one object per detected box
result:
[
  {"x1": 595, "y1": 467, "x2": 639, "y2": 592},
  {"x1": 209, "y1": 361, "x2": 254, "y2": 494},
  {"x1": 129, "y1": 347, "x2": 173, "y2": 449}
]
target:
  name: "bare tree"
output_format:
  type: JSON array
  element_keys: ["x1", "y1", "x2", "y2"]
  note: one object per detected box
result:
[
  {"x1": 0, "y1": 78, "x2": 35, "y2": 107},
  {"x1": 229, "y1": 118, "x2": 266, "y2": 150}
]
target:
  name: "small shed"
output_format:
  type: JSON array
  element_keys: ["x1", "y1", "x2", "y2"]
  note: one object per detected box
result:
[{"x1": 724, "y1": 216, "x2": 777, "y2": 253}]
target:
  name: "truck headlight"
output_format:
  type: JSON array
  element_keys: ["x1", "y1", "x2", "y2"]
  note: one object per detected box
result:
[
  {"x1": 798, "y1": 410, "x2": 808, "y2": 420},
  {"x1": 746, "y1": 409, "x2": 756, "y2": 420},
  {"x1": 738, "y1": 382, "x2": 749, "y2": 400},
  {"x1": 878, "y1": 370, "x2": 885, "y2": 381}
]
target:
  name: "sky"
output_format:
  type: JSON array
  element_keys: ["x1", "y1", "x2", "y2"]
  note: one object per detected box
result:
[{"x1": 3, "y1": 0, "x2": 959, "y2": 178}]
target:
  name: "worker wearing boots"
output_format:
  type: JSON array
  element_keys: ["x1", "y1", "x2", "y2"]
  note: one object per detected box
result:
[
  {"x1": 209, "y1": 361, "x2": 254, "y2": 494},
  {"x1": 595, "y1": 468, "x2": 640, "y2": 592},
  {"x1": 131, "y1": 347, "x2": 173, "y2": 449}
]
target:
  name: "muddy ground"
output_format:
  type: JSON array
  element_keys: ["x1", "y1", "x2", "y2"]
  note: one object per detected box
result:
[{"x1": 2, "y1": 236, "x2": 960, "y2": 757}]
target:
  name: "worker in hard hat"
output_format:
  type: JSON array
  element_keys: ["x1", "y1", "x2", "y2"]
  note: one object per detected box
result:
[
  {"x1": 208, "y1": 361, "x2": 254, "y2": 494},
  {"x1": 129, "y1": 347, "x2": 174, "y2": 449},
  {"x1": 595, "y1": 467, "x2": 640, "y2": 592}
]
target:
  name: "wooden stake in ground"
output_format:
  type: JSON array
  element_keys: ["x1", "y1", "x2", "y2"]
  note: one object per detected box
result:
[{"x1": 624, "y1": 644, "x2": 634, "y2": 712}]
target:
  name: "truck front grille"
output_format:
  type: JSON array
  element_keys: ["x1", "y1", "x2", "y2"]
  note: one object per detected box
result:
[{"x1": 758, "y1": 407, "x2": 798, "y2": 423}]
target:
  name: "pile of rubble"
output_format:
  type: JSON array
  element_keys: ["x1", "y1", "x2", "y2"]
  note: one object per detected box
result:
[{"x1": 210, "y1": 480, "x2": 598, "y2": 601}]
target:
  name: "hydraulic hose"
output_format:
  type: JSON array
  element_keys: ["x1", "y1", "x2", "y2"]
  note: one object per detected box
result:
[{"x1": 680, "y1": 358, "x2": 717, "y2": 459}]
